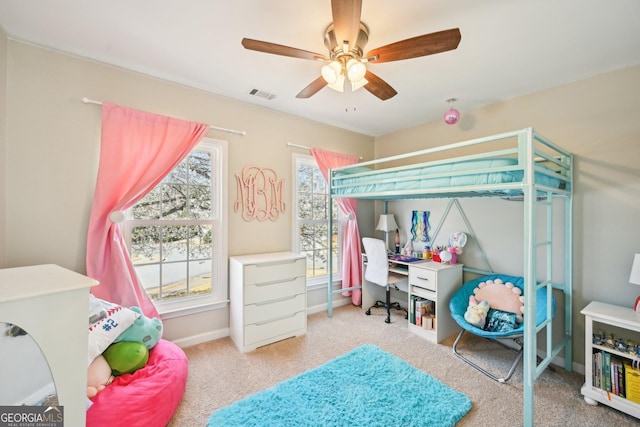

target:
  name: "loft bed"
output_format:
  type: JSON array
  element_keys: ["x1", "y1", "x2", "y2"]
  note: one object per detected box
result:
[{"x1": 326, "y1": 127, "x2": 573, "y2": 426}]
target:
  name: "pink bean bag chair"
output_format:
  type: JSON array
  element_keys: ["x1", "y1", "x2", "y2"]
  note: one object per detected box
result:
[{"x1": 86, "y1": 339, "x2": 188, "y2": 427}]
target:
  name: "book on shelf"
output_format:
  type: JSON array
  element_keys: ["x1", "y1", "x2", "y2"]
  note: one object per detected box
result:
[
  {"x1": 415, "y1": 298, "x2": 424, "y2": 326},
  {"x1": 603, "y1": 352, "x2": 612, "y2": 392},
  {"x1": 625, "y1": 360, "x2": 640, "y2": 404},
  {"x1": 425, "y1": 299, "x2": 435, "y2": 317},
  {"x1": 409, "y1": 295, "x2": 436, "y2": 326},
  {"x1": 592, "y1": 351, "x2": 601, "y2": 389},
  {"x1": 614, "y1": 357, "x2": 625, "y2": 398},
  {"x1": 592, "y1": 349, "x2": 631, "y2": 400},
  {"x1": 409, "y1": 295, "x2": 416, "y2": 324}
]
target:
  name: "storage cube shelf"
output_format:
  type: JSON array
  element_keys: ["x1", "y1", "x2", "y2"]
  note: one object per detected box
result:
[{"x1": 407, "y1": 262, "x2": 462, "y2": 344}]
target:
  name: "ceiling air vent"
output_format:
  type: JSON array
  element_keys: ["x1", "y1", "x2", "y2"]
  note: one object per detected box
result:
[{"x1": 249, "y1": 88, "x2": 276, "y2": 100}]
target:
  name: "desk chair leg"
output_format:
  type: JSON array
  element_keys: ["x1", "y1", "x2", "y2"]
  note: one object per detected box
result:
[{"x1": 364, "y1": 288, "x2": 408, "y2": 324}]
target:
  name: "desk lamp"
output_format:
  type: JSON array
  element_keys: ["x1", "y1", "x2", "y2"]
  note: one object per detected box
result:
[
  {"x1": 630, "y1": 253, "x2": 640, "y2": 312},
  {"x1": 376, "y1": 214, "x2": 398, "y2": 253}
]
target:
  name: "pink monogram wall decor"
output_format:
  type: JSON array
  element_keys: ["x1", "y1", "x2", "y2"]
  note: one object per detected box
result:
[{"x1": 234, "y1": 165, "x2": 285, "y2": 221}]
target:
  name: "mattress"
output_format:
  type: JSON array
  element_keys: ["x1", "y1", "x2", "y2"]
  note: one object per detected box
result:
[{"x1": 331, "y1": 157, "x2": 563, "y2": 197}]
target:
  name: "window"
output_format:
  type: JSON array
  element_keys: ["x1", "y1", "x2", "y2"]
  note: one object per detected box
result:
[
  {"x1": 293, "y1": 154, "x2": 343, "y2": 285},
  {"x1": 124, "y1": 138, "x2": 228, "y2": 314}
]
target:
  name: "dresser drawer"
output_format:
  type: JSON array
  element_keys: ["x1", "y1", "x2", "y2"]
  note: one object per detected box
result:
[
  {"x1": 409, "y1": 268, "x2": 437, "y2": 292},
  {"x1": 244, "y1": 293, "x2": 305, "y2": 325},
  {"x1": 243, "y1": 258, "x2": 305, "y2": 286},
  {"x1": 245, "y1": 276, "x2": 306, "y2": 305},
  {"x1": 244, "y1": 310, "x2": 306, "y2": 346}
]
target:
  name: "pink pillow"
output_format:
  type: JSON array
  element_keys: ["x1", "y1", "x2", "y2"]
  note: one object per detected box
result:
[{"x1": 473, "y1": 279, "x2": 524, "y2": 323}]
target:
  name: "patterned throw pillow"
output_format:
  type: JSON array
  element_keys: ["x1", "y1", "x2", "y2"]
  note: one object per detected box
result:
[
  {"x1": 87, "y1": 295, "x2": 140, "y2": 364},
  {"x1": 485, "y1": 308, "x2": 517, "y2": 333}
]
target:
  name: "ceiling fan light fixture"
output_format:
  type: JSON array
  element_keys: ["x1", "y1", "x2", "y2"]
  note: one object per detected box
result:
[
  {"x1": 351, "y1": 77, "x2": 368, "y2": 92},
  {"x1": 321, "y1": 60, "x2": 342, "y2": 84},
  {"x1": 241, "y1": 2, "x2": 461, "y2": 101},
  {"x1": 328, "y1": 74, "x2": 345, "y2": 92},
  {"x1": 346, "y1": 58, "x2": 366, "y2": 82}
]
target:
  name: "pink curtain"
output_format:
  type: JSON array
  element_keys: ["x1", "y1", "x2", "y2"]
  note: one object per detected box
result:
[
  {"x1": 311, "y1": 148, "x2": 362, "y2": 306},
  {"x1": 86, "y1": 103, "x2": 209, "y2": 317}
]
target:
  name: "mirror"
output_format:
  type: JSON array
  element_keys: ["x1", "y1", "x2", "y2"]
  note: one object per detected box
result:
[{"x1": 0, "y1": 322, "x2": 58, "y2": 406}]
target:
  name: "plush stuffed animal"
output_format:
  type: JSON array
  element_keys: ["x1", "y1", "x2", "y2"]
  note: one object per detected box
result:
[
  {"x1": 464, "y1": 296, "x2": 490, "y2": 328},
  {"x1": 87, "y1": 355, "x2": 114, "y2": 398},
  {"x1": 113, "y1": 306, "x2": 163, "y2": 349},
  {"x1": 103, "y1": 341, "x2": 149, "y2": 376}
]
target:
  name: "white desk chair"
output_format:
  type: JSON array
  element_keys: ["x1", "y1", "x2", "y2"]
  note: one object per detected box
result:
[{"x1": 362, "y1": 237, "x2": 409, "y2": 323}]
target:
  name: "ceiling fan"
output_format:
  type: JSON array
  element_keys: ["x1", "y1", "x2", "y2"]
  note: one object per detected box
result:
[{"x1": 241, "y1": 0, "x2": 461, "y2": 100}]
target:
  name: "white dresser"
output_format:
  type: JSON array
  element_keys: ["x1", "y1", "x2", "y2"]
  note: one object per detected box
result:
[{"x1": 229, "y1": 252, "x2": 307, "y2": 353}]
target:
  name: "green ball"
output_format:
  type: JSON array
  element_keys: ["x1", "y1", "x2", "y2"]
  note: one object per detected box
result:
[{"x1": 103, "y1": 341, "x2": 149, "y2": 376}]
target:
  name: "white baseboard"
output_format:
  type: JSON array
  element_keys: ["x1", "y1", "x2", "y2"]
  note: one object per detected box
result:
[
  {"x1": 172, "y1": 328, "x2": 229, "y2": 348},
  {"x1": 541, "y1": 350, "x2": 584, "y2": 375},
  {"x1": 307, "y1": 298, "x2": 351, "y2": 315},
  {"x1": 14, "y1": 382, "x2": 56, "y2": 406},
  {"x1": 171, "y1": 299, "x2": 353, "y2": 348},
  {"x1": 539, "y1": 352, "x2": 584, "y2": 375}
]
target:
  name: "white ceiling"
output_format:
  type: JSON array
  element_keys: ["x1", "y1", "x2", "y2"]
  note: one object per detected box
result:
[{"x1": 1, "y1": 0, "x2": 639, "y2": 137}]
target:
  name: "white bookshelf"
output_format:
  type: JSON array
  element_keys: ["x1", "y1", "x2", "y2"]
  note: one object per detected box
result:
[{"x1": 580, "y1": 301, "x2": 640, "y2": 419}]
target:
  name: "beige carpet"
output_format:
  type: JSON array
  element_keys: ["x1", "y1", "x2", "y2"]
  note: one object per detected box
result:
[{"x1": 169, "y1": 304, "x2": 638, "y2": 426}]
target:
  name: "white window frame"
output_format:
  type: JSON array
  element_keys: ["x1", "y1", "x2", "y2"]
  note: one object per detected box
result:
[
  {"x1": 123, "y1": 137, "x2": 228, "y2": 318},
  {"x1": 292, "y1": 153, "x2": 344, "y2": 288}
]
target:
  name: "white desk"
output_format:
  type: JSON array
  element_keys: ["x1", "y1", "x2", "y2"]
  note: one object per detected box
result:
[{"x1": 361, "y1": 255, "x2": 463, "y2": 343}]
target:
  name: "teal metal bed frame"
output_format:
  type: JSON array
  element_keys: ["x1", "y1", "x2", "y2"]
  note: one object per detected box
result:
[{"x1": 326, "y1": 128, "x2": 573, "y2": 427}]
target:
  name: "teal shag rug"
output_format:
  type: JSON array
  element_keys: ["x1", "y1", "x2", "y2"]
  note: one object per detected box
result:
[{"x1": 208, "y1": 344, "x2": 472, "y2": 426}]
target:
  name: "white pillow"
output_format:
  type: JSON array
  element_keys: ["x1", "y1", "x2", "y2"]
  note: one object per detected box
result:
[{"x1": 87, "y1": 296, "x2": 140, "y2": 364}]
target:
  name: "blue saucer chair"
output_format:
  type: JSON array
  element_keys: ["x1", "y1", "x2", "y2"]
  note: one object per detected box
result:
[{"x1": 449, "y1": 274, "x2": 555, "y2": 382}]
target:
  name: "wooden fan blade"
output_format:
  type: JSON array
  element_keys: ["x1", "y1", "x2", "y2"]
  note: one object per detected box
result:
[
  {"x1": 296, "y1": 76, "x2": 328, "y2": 98},
  {"x1": 331, "y1": 0, "x2": 362, "y2": 50},
  {"x1": 241, "y1": 38, "x2": 326, "y2": 61},
  {"x1": 363, "y1": 71, "x2": 397, "y2": 100},
  {"x1": 366, "y1": 28, "x2": 461, "y2": 63}
]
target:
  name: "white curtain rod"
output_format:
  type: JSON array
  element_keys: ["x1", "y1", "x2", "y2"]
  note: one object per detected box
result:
[
  {"x1": 286, "y1": 142, "x2": 363, "y2": 160},
  {"x1": 81, "y1": 97, "x2": 246, "y2": 136}
]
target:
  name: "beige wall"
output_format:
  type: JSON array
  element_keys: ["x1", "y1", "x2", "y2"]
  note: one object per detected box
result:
[
  {"x1": 0, "y1": 27, "x2": 7, "y2": 268},
  {"x1": 4, "y1": 41, "x2": 373, "y2": 343},
  {"x1": 374, "y1": 65, "x2": 640, "y2": 366},
  {"x1": 4, "y1": 36, "x2": 640, "y2": 367}
]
